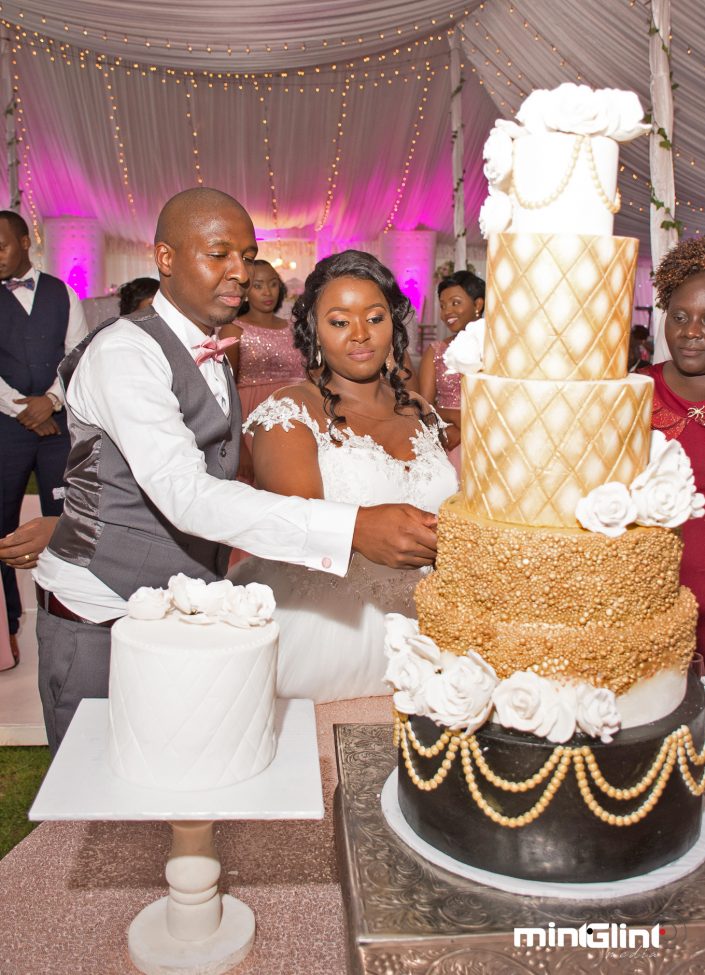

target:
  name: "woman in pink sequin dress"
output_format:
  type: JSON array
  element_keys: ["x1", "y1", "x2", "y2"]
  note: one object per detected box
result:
[
  {"x1": 220, "y1": 260, "x2": 305, "y2": 483},
  {"x1": 418, "y1": 271, "x2": 485, "y2": 475}
]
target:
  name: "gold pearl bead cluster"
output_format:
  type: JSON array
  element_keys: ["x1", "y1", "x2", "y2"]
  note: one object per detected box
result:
[
  {"x1": 395, "y1": 712, "x2": 705, "y2": 829},
  {"x1": 511, "y1": 134, "x2": 620, "y2": 214}
]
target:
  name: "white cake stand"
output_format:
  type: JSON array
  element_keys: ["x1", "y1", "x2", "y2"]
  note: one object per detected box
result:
[{"x1": 29, "y1": 698, "x2": 323, "y2": 975}]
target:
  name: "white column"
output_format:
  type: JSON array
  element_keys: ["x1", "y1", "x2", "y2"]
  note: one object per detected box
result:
[
  {"x1": 449, "y1": 31, "x2": 467, "y2": 273},
  {"x1": 42, "y1": 216, "x2": 104, "y2": 298},
  {"x1": 379, "y1": 229, "x2": 437, "y2": 343},
  {"x1": 649, "y1": 0, "x2": 676, "y2": 363}
]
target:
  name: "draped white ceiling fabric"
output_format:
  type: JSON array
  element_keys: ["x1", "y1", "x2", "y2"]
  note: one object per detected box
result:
[{"x1": 0, "y1": 0, "x2": 702, "y2": 286}]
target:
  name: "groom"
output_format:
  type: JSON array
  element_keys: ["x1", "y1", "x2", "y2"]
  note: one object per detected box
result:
[{"x1": 35, "y1": 187, "x2": 438, "y2": 754}]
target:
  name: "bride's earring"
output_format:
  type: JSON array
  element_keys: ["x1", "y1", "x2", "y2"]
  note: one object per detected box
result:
[
  {"x1": 385, "y1": 348, "x2": 395, "y2": 372},
  {"x1": 314, "y1": 345, "x2": 323, "y2": 367}
]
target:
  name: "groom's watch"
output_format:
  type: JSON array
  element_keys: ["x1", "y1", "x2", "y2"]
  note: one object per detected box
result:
[{"x1": 46, "y1": 392, "x2": 62, "y2": 412}]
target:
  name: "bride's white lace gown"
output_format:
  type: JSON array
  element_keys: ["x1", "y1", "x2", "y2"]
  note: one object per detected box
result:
[{"x1": 228, "y1": 396, "x2": 458, "y2": 702}]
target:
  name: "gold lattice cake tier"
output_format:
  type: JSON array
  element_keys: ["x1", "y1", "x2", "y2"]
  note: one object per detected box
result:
[
  {"x1": 415, "y1": 496, "x2": 697, "y2": 696},
  {"x1": 460, "y1": 371, "x2": 652, "y2": 529},
  {"x1": 483, "y1": 233, "x2": 638, "y2": 381}
]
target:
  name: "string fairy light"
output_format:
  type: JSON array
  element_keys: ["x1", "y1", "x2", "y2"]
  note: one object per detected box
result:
[
  {"x1": 99, "y1": 62, "x2": 137, "y2": 221},
  {"x1": 11, "y1": 53, "x2": 41, "y2": 245},
  {"x1": 252, "y1": 76, "x2": 281, "y2": 256},
  {"x1": 0, "y1": 8, "x2": 469, "y2": 63},
  {"x1": 0, "y1": 16, "x2": 453, "y2": 89},
  {"x1": 383, "y1": 59, "x2": 433, "y2": 232},
  {"x1": 315, "y1": 71, "x2": 351, "y2": 232},
  {"x1": 184, "y1": 77, "x2": 204, "y2": 185}
]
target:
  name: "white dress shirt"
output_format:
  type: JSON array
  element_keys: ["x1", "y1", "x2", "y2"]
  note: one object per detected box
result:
[
  {"x1": 0, "y1": 265, "x2": 88, "y2": 416},
  {"x1": 35, "y1": 290, "x2": 358, "y2": 621}
]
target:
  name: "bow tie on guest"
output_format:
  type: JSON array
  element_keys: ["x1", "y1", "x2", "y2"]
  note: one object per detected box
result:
[
  {"x1": 3, "y1": 277, "x2": 35, "y2": 292},
  {"x1": 192, "y1": 335, "x2": 239, "y2": 366}
]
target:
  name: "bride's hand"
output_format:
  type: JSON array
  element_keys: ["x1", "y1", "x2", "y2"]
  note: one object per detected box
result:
[{"x1": 353, "y1": 504, "x2": 437, "y2": 568}]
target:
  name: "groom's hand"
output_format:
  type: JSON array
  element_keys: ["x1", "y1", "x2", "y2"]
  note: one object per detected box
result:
[{"x1": 352, "y1": 504, "x2": 437, "y2": 568}]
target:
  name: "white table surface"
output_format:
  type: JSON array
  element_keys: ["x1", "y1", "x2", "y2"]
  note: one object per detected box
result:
[{"x1": 29, "y1": 698, "x2": 323, "y2": 822}]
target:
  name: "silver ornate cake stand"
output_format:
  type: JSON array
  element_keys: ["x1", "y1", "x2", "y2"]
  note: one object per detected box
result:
[
  {"x1": 334, "y1": 723, "x2": 705, "y2": 975},
  {"x1": 30, "y1": 698, "x2": 323, "y2": 975}
]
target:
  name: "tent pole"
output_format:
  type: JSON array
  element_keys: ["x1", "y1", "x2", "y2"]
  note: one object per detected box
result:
[
  {"x1": 449, "y1": 31, "x2": 466, "y2": 272},
  {"x1": 0, "y1": 28, "x2": 19, "y2": 211},
  {"x1": 648, "y1": 0, "x2": 676, "y2": 362}
]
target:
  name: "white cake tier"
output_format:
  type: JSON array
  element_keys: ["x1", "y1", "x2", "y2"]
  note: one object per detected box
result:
[
  {"x1": 484, "y1": 232, "x2": 638, "y2": 381},
  {"x1": 461, "y1": 372, "x2": 653, "y2": 528},
  {"x1": 510, "y1": 133, "x2": 619, "y2": 236},
  {"x1": 108, "y1": 616, "x2": 278, "y2": 791}
]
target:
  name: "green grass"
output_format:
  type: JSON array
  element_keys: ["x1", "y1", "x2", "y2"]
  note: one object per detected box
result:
[
  {"x1": 0, "y1": 747, "x2": 51, "y2": 858},
  {"x1": 26, "y1": 471, "x2": 38, "y2": 494}
]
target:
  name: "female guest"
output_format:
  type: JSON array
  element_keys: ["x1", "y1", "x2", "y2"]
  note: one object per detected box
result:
[
  {"x1": 418, "y1": 270, "x2": 485, "y2": 474},
  {"x1": 646, "y1": 239, "x2": 705, "y2": 653},
  {"x1": 118, "y1": 277, "x2": 158, "y2": 316},
  {"x1": 230, "y1": 250, "x2": 457, "y2": 702},
  {"x1": 219, "y1": 260, "x2": 305, "y2": 483}
]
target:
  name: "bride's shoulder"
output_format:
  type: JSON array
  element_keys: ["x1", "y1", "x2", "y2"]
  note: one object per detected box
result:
[{"x1": 243, "y1": 383, "x2": 323, "y2": 436}]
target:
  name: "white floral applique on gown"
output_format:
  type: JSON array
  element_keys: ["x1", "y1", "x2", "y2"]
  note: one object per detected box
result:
[{"x1": 228, "y1": 395, "x2": 458, "y2": 703}]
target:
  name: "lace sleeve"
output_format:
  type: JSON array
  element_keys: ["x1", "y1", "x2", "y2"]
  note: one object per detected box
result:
[{"x1": 243, "y1": 396, "x2": 323, "y2": 439}]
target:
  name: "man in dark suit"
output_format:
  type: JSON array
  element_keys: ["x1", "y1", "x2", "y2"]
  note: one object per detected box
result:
[{"x1": 0, "y1": 210, "x2": 86, "y2": 667}]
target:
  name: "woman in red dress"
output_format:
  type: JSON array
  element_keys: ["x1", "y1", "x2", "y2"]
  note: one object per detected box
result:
[{"x1": 645, "y1": 239, "x2": 705, "y2": 653}]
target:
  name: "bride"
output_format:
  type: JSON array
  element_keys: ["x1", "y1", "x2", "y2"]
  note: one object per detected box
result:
[{"x1": 229, "y1": 250, "x2": 457, "y2": 702}]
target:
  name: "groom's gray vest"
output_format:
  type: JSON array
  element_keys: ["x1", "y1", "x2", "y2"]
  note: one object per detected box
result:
[{"x1": 48, "y1": 308, "x2": 241, "y2": 598}]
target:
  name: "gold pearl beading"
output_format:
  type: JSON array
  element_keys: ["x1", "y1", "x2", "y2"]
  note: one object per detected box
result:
[
  {"x1": 510, "y1": 134, "x2": 621, "y2": 214},
  {"x1": 394, "y1": 712, "x2": 705, "y2": 829}
]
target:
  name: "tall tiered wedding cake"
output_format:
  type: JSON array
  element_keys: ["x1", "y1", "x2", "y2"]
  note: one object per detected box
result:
[{"x1": 386, "y1": 84, "x2": 705, "y2": 883}]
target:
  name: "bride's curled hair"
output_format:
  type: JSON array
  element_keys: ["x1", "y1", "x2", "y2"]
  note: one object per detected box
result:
[{"x1": 292, "y1": 249, "x2": 437, "y2": 433}]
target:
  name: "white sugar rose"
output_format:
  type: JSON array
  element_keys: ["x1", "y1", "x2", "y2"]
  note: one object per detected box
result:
[
  {"x1": 127, "y1": 586, "x2": 172, "y2": 620},
  {"x1": 385, "y1": 650, "x2": 437, "y2": 715},
  {"x1": 544, "y1": 684, "x2": 578, "y2": 744},
  {"x1": 383, "y1": 613, "x2": 440, "y2": 663},
  {"x1": 196, "y1": 580, "x2": 235, "y2": 617},
  {"x1": 648, "y1": 431, "x2": 694, "y2": 480},
  {"x1": 221, "y1": 582, "x2": 275, "y2": 627},
  {"x1": 483, "y1": 125, "x2": 513, "y2": 189},
  {"x1": 576, "y1": 482, "x2": 637, "y2": 538},
  {"x1": 517, "y1": 83, "x2": 649, "y2": 142},
  {"x1": 168, "y1": 574, "x2": 208, "y2": 615},
  {"x1": 384, "y1": 613, "x2": 420, "y2": 656},
  {"x1": 576, "y1": 684, "x2": 621, "y2": 743},
  {"x1": 423, "y1": 651, "x2": 498, "y2": 731},
  {"x1": 493, "y1": 671, "x2": 566, "y2": 739},
  {"x1": 443, "y1": 319, "x2": 485, "y2": 375},
  {"x1": 479, "y1": 188, "x2": 513, "y2": 238},
  {"x1": 631, "y1": 439, "x2": 704, "y2": 528}
]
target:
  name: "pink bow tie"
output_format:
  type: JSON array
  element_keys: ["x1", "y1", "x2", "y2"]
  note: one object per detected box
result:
[
  {"x1": 4, "y1": 277, "x2": 35, "y2": 292},
  {"x1": 192, "y1": 335, "x2": 239, "y2": 366}
]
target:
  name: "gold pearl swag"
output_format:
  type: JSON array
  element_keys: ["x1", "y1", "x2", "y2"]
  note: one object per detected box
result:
[
  {"x1": 510, "y1": 134, "x2": 621, "y2": 214},
  {"x1": 394, "y1": 711, "x2": 705, "y2": 829}
]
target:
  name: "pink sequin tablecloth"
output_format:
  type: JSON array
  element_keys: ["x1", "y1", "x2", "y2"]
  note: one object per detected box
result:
[{"x1": 0, "y1": 697, "x2": 392, "y2": 975}]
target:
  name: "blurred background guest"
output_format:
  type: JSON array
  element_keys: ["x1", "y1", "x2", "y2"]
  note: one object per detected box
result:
[
  {"x1": 418, "y1": 270, "x2": 485, "y2": 475},
  {"x1": 220, "y1": 259, "x2": 305, "y2": 483},
  {"x1": 0, "y1": 211, "x2": 87, "y2": 667},
  {"x1": 118, "y1": 276, "x2": 158, "y2": 317}
]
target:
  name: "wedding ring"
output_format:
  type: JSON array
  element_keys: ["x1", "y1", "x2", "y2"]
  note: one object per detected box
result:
[{"x1": 23, "y1": 553, "x2": 31, "y2": 562}]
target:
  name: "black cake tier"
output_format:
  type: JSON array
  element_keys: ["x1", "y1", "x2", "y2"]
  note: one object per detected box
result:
[{"x1": 398, "y1": 670, "x2": 705, "y2": 883}]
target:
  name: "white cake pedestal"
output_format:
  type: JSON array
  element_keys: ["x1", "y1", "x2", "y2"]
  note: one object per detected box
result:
[{"x1": 29, "y1": 698, "x2": 323, "y2": 975}]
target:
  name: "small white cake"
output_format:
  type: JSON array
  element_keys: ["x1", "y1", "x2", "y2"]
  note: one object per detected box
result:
[{"x1": 108, "y1": 575, "x2": 279, "y2": 791}]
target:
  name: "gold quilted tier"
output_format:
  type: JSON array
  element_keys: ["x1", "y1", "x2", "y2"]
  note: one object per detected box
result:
[
  {"x1": 431, "y1": 496, "x2": 683, "y2": 627},
  {"x1": 484, "y1": 232, "x2": 638, "y2": 381},
  {"x1": 415, "y1": 506, "x2": 697, "y2": 696},
  {"x1": 461, "y1": 371, "x2": 653, "y2": 528}
]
